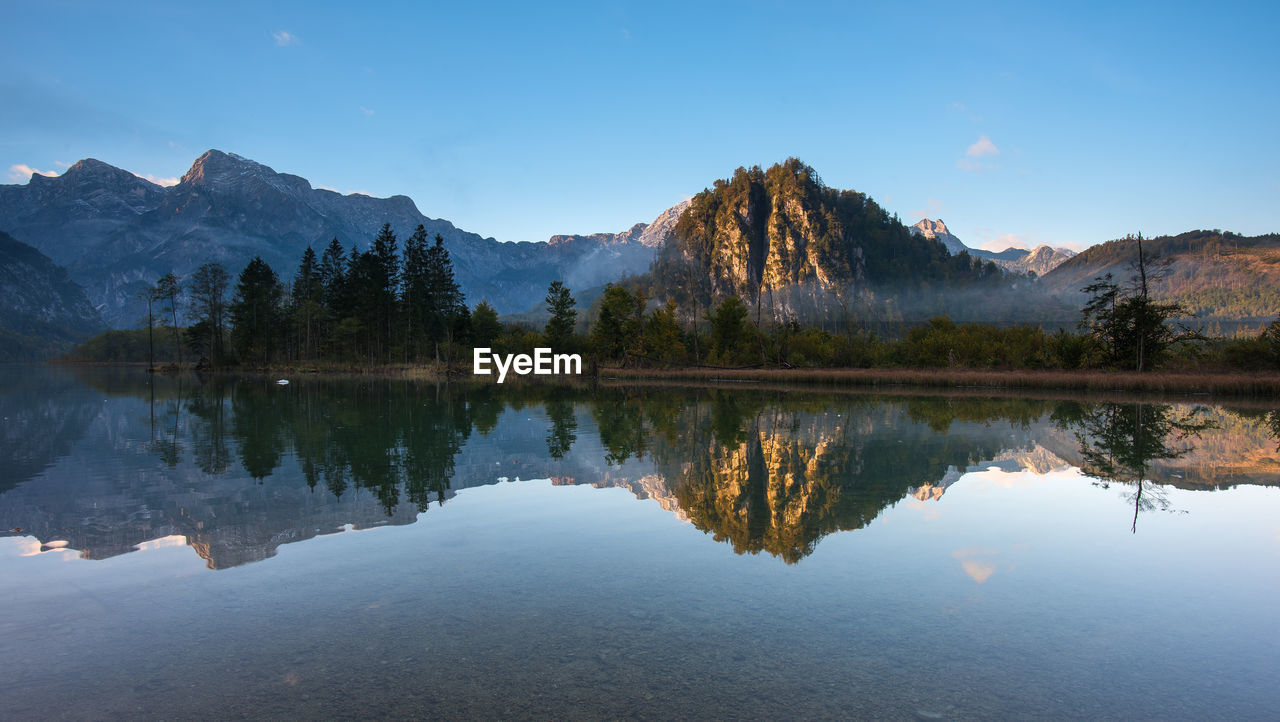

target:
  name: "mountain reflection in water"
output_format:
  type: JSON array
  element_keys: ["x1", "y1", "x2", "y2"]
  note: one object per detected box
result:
[{"x1": 2, "y1": 366, "x2": 1279, "y2": 569}]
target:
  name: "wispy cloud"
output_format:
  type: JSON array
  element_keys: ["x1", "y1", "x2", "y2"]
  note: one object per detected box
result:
[
  {"x1": 974, "y1": 229, "x2": 1069, "y2": 252},
  {"x1": 360, "y1": 106, "x2": 375, "y2": 117},
  {"x1": 7, "y1": 164, "x2": 59, "y2": 182},
  {"x1": 979, "y1": 232, "x2": 1028, "y2": 251},
  {"x1": 966, "y1": 134, "x2": 999, "y2": 157},
  {"x1": 134, "y1": 172, "x2": 180, "y2": 187},
  {"x1": 956, "y1": 134, "x2": 1001, "y2": 172},
  {"x1": 54, "y1": 160, "x2": 72, "y2": 168},
  {"x1": 273, "y1": 30, "x2": 299, "y2": 46}
]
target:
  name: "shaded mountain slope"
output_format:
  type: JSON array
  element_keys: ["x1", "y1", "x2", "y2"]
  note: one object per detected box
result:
[{"x1": 0, "y1": 231, "x2": 106, "y2": 359}]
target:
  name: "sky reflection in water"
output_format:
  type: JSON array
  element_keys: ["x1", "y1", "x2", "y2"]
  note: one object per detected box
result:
[{"x1": 0, "y1": 366, "x2": 1277, "y2": 719}]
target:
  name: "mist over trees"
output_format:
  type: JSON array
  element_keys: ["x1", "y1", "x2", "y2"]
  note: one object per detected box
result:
[{"x1": 62, "y1": 209, "x2": 1280, "y2": 376}]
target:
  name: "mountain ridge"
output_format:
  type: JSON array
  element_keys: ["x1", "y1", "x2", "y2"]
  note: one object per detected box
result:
[
  {"x1": 908, "y1": 218, "x2": 1076, "y2": 276},
  {"x1": 0, "y1": 231, "x2": 106, "y2": 359},
  {"x1": 0, "y1": 150, "x2": 678, "y2": 326}
]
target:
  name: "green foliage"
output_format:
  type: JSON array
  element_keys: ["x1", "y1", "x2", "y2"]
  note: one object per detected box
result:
[
  {"x1": 644, "y1": 300, "x2": 687, "y2": 364},
  {"x1": 1078, "y1": 236, "x2": 1198, "y2": 371},
  {"x1": 470, "y1": 301, "x2": 503, "y2": 349},
  {"x1": 1262, "y1": 317, "x2": 1280, "y2": 366},
  {"x1": 230, "y1": 257, "x2": 284, "y2": 364},
  {"x1": 590, "y1": 284, "x2": 640, "y2": 361},
  {"x1": 706, "y1": 296, "x2": 756, "y2": 365},
  {"x1": 544, "y1": 280, "x2": 577, "y2": 351},
  {"x1": 63, "y1": 329, "x2": 183, "y2": 363}
]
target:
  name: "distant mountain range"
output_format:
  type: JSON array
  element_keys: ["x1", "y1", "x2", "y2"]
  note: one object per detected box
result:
[
  {"x1": 1, "y1": 151, "x2": 1274, "y2": 342},
  {"x1": 908, "y1": 218, "x2": 1077, "y2": 276},
  {"x1": 0, "y1": 231, "x2": 106, "y2": 359},
  {"x1": 0, "y1": 150, "x2": 680, "y2": 327}
]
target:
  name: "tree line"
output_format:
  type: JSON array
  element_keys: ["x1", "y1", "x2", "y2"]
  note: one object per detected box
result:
[{"x1": 67, "y1": 224, "x2": 1280, "y2": 374}]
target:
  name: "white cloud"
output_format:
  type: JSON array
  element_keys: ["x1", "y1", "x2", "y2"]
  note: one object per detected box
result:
[
  {"x1": 54, "y1": 160, "x2": 72, "y2": 168},
  {"x1": 974, "y1": 230, "x2": 1069, "y2": 252},
  {"x1": 979, "y1": 232, "x2": 1027, "y2": 251},
  {"x1": 273, "y1": 30, "x2": 299, "y2": 46},
  {"x1": 134, "y1": 172, "x2": 180, "y2": 187},
  {"x1": 7, "y1": 164, "x2": 59, "y2": 182},
  {"x1": 360, "y1": 106, "x2": 374, "y2": 117},
  {"x1": 966, "y1": 134, "x2": 999, "y2": 157},
  {"x1": 956, "y1": 136, "x2": 1000, "y2": 171}
]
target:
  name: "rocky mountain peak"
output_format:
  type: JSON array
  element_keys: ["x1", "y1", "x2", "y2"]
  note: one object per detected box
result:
[
  {"x1": 911, "y1": 218, "x2": 950, "y2": 239},
  {"x1": 910, "y1": 218, "x2": 967, "y2": 255},
  {"x1": 40, "y1": 157, "x2": 158, "y2": 190},
  {"x1": 181, "y1": 149, "x2": 269, "y2": 185}
]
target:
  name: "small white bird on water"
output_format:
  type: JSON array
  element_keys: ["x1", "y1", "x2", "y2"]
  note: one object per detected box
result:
[{"x1": 276, "y1": 379, "x2": 289, "y2": 385}]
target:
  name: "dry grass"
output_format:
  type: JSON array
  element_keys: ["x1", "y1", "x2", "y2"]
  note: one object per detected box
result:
[{"x1": 599, "y1": 366, "x2": 1280, "y2": 398}]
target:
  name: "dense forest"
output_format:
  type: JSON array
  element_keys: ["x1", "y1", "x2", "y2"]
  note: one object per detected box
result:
[{"x1": 63, "y1": 206, "x2": 1280, "y2": 375}]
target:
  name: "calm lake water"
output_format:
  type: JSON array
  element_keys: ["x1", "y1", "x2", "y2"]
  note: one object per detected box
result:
[{"x1": 2, "y1": 366, "x2": 1278, "y2": 719}]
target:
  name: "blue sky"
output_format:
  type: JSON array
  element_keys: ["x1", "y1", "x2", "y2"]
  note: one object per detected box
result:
[{"x1": 3, "y1": 0, "x2": 1277, "y2": 250}]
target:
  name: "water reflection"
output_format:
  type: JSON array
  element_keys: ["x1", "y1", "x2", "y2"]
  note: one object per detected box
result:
[
  {"x1": 1, "y1": 367, "x2": 1278, "y2": 568},
  {"x1": 1058, "y1": 402, "x2": 1216, "y2": 532}
]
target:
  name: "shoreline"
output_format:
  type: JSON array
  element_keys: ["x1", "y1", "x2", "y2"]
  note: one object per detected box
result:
[
  {"x1": 48, "y1": 360, "x2": 1280, "y2": 399},
  {"x1": 599, "y1": 366, "x2": 1280, "y2": 399}
]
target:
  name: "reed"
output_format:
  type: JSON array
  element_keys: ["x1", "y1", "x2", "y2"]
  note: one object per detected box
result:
[{"x1": 600, "y1": 367, "x2": 1280, "y2": 397}]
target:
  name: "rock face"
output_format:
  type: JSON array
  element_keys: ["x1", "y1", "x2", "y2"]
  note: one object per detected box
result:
[
  {"x1": 650, "y1": 159, "x2": 1003, "y2": 320},
  {"x1": 909, "y1": 218, "x2": 968, "y2": 255},
  {"x1": 909, "y1": 218, "x2": 1076, "y2": 276},
  {"x1": 0, "y1": 150, "x2": 676, "y2": 326},
  {"x1": 0, "y1": 231, "x2": 106, "y2": 359},
  {"x1": 540, "y1": 199, "x2": 691, "y2": 291}
]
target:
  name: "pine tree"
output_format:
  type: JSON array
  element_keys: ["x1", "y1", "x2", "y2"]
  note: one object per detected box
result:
[
  {"x1": 230, "y1": 257, "x2": 284, "y2": 364},
  {"x1": 401, "y1": 225, "x2": 431, "y2": 360},
  {"x1": 423, "y1": 233, "x2": 464, "y2": 362},
  {"x1": 590, "y1": 284, "x2": 638, "y2": 362},
  {"x1": 544, "y1": 280, "x2": 577, "y2": 350},
  {"x1": 470, "y1": 301, "x2": 503, "y2": 350},
  {"x1": 318, "y1": 238, "x2": 348, "y2": 311},
  {"x1": 291, "y1": 247, "x2": 323, "y2": 360},
  {"x1": 370, "y1": 224, "x2": 400, "y2": 361},
  {"x1": 1079, "y1": 234, "x2": 1195, "y2": 371}
]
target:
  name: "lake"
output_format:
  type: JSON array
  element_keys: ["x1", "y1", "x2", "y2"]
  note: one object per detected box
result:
[{"x1": 2, "y1": 366, "x2": 1278, "y2": 719}]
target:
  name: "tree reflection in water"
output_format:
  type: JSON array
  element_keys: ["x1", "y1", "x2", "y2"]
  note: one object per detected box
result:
[
  {"x1": 16, "y1": 367, "x2": 1274, "y2": 569},
  {"x1": 1059, "y1": 402, "x2": 1215, "y2": 532}
]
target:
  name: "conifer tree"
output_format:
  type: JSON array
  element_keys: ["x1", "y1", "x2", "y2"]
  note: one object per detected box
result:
[
  {"x1": 401, "y1": 225, "x2": 431, "y2": 359},
  {"x1": 470, "y1": 301, "x2": 503, "y2": 350},
  {"x1": 370, "y1": 223, "x2": 400, "y2": 361},
  {"x1": 230, "y1": 257, "x2": 284, "y2": 364},
  {"x1": 423, "y1": 233, "x2": 464, "y2": 362},
  {"x1": 544, "y1": 280, "x2": 577, "y2": 350},
  {"x1": 291, "y1": 247, "x2": 323, "y2": 360}
]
